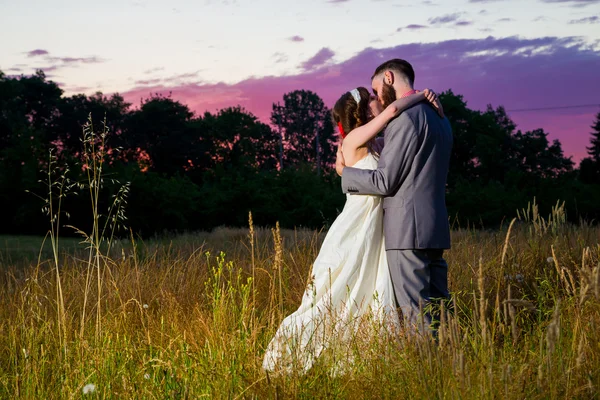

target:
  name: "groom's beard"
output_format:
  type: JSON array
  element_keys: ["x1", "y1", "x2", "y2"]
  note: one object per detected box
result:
[{"x1": 380, "y1": 82, "x2": 397, "y2": 109}]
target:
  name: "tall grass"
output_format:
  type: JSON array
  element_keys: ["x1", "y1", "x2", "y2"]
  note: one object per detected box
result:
[{"x1": 0, "y1": 118, "x2": 599, "y2": 398}]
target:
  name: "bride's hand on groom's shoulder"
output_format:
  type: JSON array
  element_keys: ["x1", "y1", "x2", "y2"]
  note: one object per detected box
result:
[{"x1": 423, "y1": 88, "x2": 444, "y2": 118}]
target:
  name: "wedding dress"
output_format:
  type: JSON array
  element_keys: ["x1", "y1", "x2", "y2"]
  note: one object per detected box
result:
[{"x1": 262, "y1": 152, "x2": 400, "y2": 373}]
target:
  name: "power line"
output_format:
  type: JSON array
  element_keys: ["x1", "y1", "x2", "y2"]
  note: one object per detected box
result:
[{"x1": 506, "y1": 103, "x2": 600, "y2": 112}]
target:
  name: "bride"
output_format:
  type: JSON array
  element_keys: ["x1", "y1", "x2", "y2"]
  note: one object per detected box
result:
[{"x1": 262, "y1": 87, "x2": 443, "y2": 373}]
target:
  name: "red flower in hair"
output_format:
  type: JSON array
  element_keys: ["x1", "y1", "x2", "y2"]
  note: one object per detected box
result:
[{"x1": 337, "y1": 122, "x2": 346, "y2": 138}]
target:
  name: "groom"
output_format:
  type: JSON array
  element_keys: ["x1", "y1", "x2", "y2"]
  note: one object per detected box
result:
[{"x1": 335, "y1": 58, "x2": 453, "y2": 333}]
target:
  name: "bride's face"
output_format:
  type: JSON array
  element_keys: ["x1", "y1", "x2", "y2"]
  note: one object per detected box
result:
[{"x1": 368, "y1": 95, "x2": 383, "y2": 117}]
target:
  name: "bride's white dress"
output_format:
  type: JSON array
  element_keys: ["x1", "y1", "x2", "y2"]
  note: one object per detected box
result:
[{"x1": 262, "y1": 152, "x2": 400, "y2": 373}]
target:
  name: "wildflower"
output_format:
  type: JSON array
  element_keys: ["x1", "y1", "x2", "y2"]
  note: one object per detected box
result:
[
  {"x1": 143, "y1": 304, "x2": 149, "y2": 309},
  {"x1": 82, "y1": 383, "x2": 96, "y2": 394},
  {"x1": 144, "y1": 373, "x2": 150, "y2": 380},
  {"x1": 547, "y1": 257, "x2": 554, "y2": 264}
]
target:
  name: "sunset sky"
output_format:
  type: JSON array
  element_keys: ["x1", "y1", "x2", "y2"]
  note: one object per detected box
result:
[{"x1": 2, "y1": 0, "x2": 599, "y2": 161}]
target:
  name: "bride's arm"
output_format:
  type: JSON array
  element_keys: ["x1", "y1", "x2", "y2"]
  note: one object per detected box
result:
[{"x1": 342, "y1": 92, "x2": 426, "y2": 152}]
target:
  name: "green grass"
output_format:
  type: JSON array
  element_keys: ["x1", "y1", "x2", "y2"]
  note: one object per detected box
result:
[
  {"x1": 0, "y1": 235, "x2": 84, "y2": 261},
  {"x1": 0, "y1": 218, "x2": 599, "y2": 399}
]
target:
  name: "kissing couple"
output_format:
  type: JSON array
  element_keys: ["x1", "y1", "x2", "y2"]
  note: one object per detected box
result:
[{"x1": 263, "y1": 58, "x2": 454, "y2": 373}]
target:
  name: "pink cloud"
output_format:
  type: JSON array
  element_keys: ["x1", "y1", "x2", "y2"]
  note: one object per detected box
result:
[
  {"x1": 119, "y1": 36, "x2": 600, "y2": 162},
  {"x1": 288, "y1": 35, "x2": 304, "y2": 42}
]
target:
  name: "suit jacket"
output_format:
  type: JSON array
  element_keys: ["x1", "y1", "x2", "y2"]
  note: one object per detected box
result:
[{"x1": 342, "y1": 102, "x2": 453, "y2": 250}]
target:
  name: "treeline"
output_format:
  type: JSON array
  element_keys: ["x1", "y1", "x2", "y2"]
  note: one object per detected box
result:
[{"x1": 1, "y1": 70, "x2": 599, "y2": 236}]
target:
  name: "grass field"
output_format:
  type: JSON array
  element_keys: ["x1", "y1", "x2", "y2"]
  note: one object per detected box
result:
[{"x1": 0, "y1": 203, "x2": 599, "y2": 399}]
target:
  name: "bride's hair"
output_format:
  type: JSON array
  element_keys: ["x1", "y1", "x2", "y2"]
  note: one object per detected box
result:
[
  {"x1": 331, "y1": 87, "x2": 371, "y2": 136},
  {"x1": 331, "y1": 87, "x2": 379, "y2": 155}
]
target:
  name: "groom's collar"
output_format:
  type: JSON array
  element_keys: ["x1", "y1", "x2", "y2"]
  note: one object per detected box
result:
[{"x1": 400, "y1": 89, "x2": 418, "y2": 98}]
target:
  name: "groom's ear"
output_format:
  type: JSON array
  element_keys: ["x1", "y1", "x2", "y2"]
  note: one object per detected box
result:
[{"x1": 384, "y1": 70, "x2": 394, "y2": 85}]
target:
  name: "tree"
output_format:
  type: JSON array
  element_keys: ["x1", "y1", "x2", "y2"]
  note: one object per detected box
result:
[
  {"x1": 271, "y1": 90, "x2": 335, "y2": 174},
  {"x1": 122, "y1": 94, "x2": 194, "y2": 175},
  {"x1": 0, "y1": 70, "x2": 63, "y2": 152},
  {"x1": 587, "y1": 110, "x2": 600, "y2": 162},
  {"x1": 51, "y1": 92, "x2": 131, "y2": 156},
  {"x1": 197, "y1": 106, "x2": 279, "y2": 172},
  {"x1": 439, "y1": 91, "x2": 478, "y2": 185},
  {"x1": 511, "y1": 129, "x2": 574, "y2": 180},
  {"x1": 579, "y1": 157, "x2": 598, "y2": 184},
  {"x1": 579, "y1": 110, "x2": 600, "y2": 184}
]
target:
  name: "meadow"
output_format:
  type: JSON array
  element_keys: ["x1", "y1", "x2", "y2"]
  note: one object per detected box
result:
[
  {"x1": 0, "y1": 203, "x2": 599, "y2": 399},
  {"x1": 1, "y1": 121, "x2": 599, "y2": 399}
]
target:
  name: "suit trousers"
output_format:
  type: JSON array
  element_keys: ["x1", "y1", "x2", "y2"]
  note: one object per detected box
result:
[{"x1": 386, "y1": 249, "x2": 449, "y2": 333}]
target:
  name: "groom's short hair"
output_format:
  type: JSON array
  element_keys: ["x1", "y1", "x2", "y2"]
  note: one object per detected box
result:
[{"x1": 372, "y1": 59, "x2": 415, "y2": 86}]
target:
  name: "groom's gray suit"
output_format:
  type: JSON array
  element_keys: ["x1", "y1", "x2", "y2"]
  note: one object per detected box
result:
[{"x1": 342, "y1": 101, "x2": 453, "y2": 330}]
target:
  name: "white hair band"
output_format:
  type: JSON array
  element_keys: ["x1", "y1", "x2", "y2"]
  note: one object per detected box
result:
[{"x1": 349, "y1": 88, "x2": 361, "y2": 104}]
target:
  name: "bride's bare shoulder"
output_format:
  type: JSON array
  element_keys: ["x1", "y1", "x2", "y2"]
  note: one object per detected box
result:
[{"x1": 342, "y1": 145, "x2": 369, "y2": 167}]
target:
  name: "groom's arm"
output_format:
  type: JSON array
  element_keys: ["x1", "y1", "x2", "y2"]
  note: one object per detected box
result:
[{"x1": 341, "y1": 113, "x2": 419, "y2": 196}]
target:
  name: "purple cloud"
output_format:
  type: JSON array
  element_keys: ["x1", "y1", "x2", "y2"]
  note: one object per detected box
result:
[
  {"x1": 300, "y1": 48, "x2": 335, "y2": 71},
  {"x1": 405, "y1": 24, "x2": 428, "y2": 29},
  {"x1": 119, "y1": 36, "x2": 600, "y2": 163},
  {"x1": 429, "y1": 13, "x2": 462, "y2": 24},
  {"x1": 569, "y1": 16, "x2": 599, "y2": 23},
  {"x1": 541, "y1": 0, "x2": 600, "y2": 6},
  {"x1": 288, "y1": 35, "x2": 304, "y2": 42},
  {"x1": 497, "y1": 17, "x2": 514, "y2": 22},
  {"x1": 26, "y1": 49, "x2": 49, "y2": 57},
  {"x1": 47, "y1": 56, "x2": 104, "y2": 64},
  {"x1": 455, "y1": 21, "x2": 474, "y2": 26}
]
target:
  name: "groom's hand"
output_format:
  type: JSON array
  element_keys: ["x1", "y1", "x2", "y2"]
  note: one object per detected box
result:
[{"x1": 335, "y1": 143, "x2": 346, "y2": 176}]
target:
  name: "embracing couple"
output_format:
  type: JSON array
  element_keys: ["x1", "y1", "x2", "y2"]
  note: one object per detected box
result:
[{"x1": 263, "y1": 58, "x2": 453, "y2": 373}]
